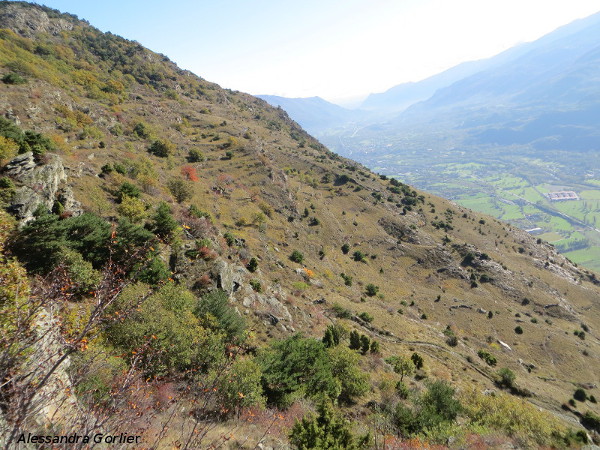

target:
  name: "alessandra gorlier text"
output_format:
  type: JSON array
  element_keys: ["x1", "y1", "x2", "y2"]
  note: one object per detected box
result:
[{"x1": 17, "y1": 432, "x2": 142, "y2": 444}]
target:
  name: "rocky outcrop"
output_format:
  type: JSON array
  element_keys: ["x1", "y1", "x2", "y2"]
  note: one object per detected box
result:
[
  {"x1": 3, "y1": 152, "x2": 82, "y2": 224},
  {"x1": 213, "y1": 259, "x2": 246, "y2": 295},
  {"x1": 379, "y1": 216, "x2": 434, "y2": 245},
  {"x1": 0, "y1": 309, "x2": 82, "y2": 448},
  {"x1": 0, "y1": 3, "x2": 74, "y2": 38}
]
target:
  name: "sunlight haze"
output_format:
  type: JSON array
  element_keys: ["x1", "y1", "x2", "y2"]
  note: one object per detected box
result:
[{"x1": 38, "y1": 0, "x2": 600, "y2": 103}]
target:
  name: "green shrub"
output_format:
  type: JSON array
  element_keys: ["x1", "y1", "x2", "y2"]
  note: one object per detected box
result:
[
  {"x1": 106, "y1": 284, "x2": 223, "y2": 376},
  {"x1": 249, "y1": 279, "x2": 262, "y2": 292},
  {"x1": 396, "y1": 381, "x2": 409, "y2": 399},
  {"x1": 0, "y1": 176, "x2": 16, "y2": 203},
  {"x1": 340, "y1": 272, "x2": 353, "y2": 286},
  {"x1": 353, "y1": 250, "x2": 365, "y2": 262},
  {"x1": 2, "y1": 73, "x2": 26, "y2": 84},
  {"x1": 289, "y1": 250, "x2": 304, "y2": 263},
  {"x1": 322, "y1": 324, "x2": 341, "y2": 348},
  {"x1": 116, "y1": 182, "x2": 141, "y2": 202},
  {"x1": 58, "y1": 247, "x2": 101, "y2": 295},
  {"x1": 461, "y1": 388, "x2": 574, "y2": 447},
  {"x1": 113, "y1": 217, "x2": 156, "y2": 259},
  {"x1": 70, "y1": 344, "x2": 126, "y2": 407},
  {"x1": 148, "y1": 139, "x2": 173, "y2": 157},
  {"x1": 349, "y1": 330, "x2": 361, "y2": 350},
  {"x1": 100, "y1": 163, "x2": 113, "y2": 174},
  {"x1": 329, "y1": 346, "x2": 370, "y2": 403},
  {"x1": 370, "y1": 340, "x2": 380, "y2": 354},
  {"x1": 332, "y1": 303, "x2": 352, "y2": 319},
  {"x1": 113, "y1": 162, "x2": 127, "y2": 174},
  {"x1": 134, "y1": 255, "x2": 170, "y2": 285},
  {"x1": 116, "y1": 195, "x2": 147, "y2": 222},
  {"x1": 0, "y1": 118, "x2": 52, "y2": 156},
  {"x1": 496, "y1": 368, "x2": 516, "y2": 389},
  {"x1": 358, "y1": 312, "x2": 374, "y2": 323},
  {"x1": 148, "y1": 202, "x2": 178, "y2": 241},
  {"x1": 223, "y1": 232, "x2": 236, "y2": 246},
  {"x1": 582, "y1": 411, "x2": 600, "y2": 432},
  {"x1": 411, "y1": 353, "x2": 424, "y2": 370},
  {"x1": 392, "y1": 380, "x2": 461, "y2": 437},
  {"x1": 132, "y1": 121, "x2": 151, "y2": 139},
  {"x1": 214, "y1": 358, "x2": 265, "y2": 414},
  {"x1": 11, "y1": 213, "x2": 111, "y2": 272},
  {"x1": 187, "y1": 148, "x2": 205, "y2": 162},
  {"x1": 195, "y1": 289, "x2": 245, "y2": 343},
  {"x1": 23, "y1": 130, "x2": 55, "y2": 156},
  {"x1": 359, "y1": 334, "x2": 371, "y2": 354},
  {"x1": 341, "y1": 243, "x2": 350, "y2": 254},
  {"x1": 446, "y1": 335, "x2": 458, "y2": 347},
  {"x1": 574, "y1": 388, "x2": 587, "y2": 402},
  {"x1": 365, "y1": 284, "x2": 379, "y2": 297},
  {"x1": 289, "y1": 400, "x2": 368, "y2": 449},
  {"x1": 247, "y1": 257, "x2": 258, "y2": 272},
  {"x1": 477, "y1": 350, "x2": 497, "y2": 367},
  {"x1": 416, "y1": 380, "x2": 462, "y2": 428},
  {"x1": 167, "y1": 178, "x2": 193, "y2": 203},
  {"x1": 515, "y1": 326, "x2": 523, "y2": 334},
  {"x1": 258, "y1": 334, "x2": 340, "y2": 408},
  {"x1": 386, "y1": 355, "x2": 415, "y2": 381}
]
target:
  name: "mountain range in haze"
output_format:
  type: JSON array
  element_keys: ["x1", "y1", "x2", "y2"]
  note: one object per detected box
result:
[
  {"x1": 260, "y1": 9, "x2": 600, "y2": 150},
  {"x1": 259, "y1": 10, "x2": 600, "y2": 272}
]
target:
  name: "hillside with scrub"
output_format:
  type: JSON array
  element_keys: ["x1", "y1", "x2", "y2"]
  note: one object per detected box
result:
[{"x1": 0, "y1": 2, "x2": 599, "y2": 448}]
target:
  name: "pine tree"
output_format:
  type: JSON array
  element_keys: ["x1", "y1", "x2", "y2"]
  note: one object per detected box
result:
[
  {"x1": 349, "y1": 330, "x2": 361, "y2": 350},
  {"x1": 360, "y1": 335, "x2": 371, "y2": 354},
  {"x1": 411, "y1": 352, "x2": 424, "y2": 370},
  {"x1": 323, "y1": 325, "x2": 340, "y2": 348},
  {"x1": 149, "y1": 202, "x2": 178, "y2": 241}
]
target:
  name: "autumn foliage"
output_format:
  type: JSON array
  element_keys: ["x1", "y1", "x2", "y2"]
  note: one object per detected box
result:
[{"x1": 181, "y1": 165, "x2": 199, "y2": 181}]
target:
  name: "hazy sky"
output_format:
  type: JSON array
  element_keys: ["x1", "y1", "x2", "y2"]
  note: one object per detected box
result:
[{"x1": 37, "y1": 0, "x2": 600, "y2": 103}]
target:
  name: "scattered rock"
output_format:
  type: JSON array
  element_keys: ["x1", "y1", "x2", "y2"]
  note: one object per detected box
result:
[
  {"x1": 213, "y1": 260, "x2": 245, "y2": 295},
  {"x1": 449, "y1": 304, "x2": 473, "y2": 311},
  {"x1": 498, "y1": 340, "x2": 512, "y2": 351}
]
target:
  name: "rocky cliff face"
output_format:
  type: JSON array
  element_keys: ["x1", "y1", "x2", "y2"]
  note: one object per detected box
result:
[
  {"x1": 3, "y1": 152, "x2": 82, "y2": 223},
  {"x1": 0, "y1": 3, "x2": 74, "y2": 38}
]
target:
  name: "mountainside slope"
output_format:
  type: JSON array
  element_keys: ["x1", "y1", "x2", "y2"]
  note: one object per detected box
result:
[
  {"x1": 1, "y1": 2, "x2": 599, "y2": 447},
  {"x1": 311, "y1": 11, "x2": 600, "y2": 277}
]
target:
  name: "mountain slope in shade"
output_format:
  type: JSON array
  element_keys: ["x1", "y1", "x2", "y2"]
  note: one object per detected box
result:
[{"x1": 359, "y1": 57, "x2": 510, "y2": 113}]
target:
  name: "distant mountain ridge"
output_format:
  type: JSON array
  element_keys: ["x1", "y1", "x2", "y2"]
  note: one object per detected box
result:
[
  {"x1": 263, "y1": 10, "x2": 600, "y2": 150},
  {"x1": 256, "y1": 95, "x2": 364, "y2": 132},
  {"x1": 390, "y1": 10, "x2": 600, "y2": 151}
]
